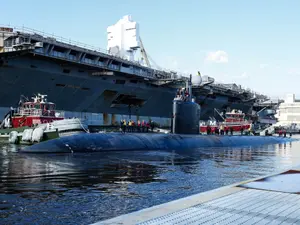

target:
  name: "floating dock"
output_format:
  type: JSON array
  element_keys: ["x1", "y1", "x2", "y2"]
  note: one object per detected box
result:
[{"x1": 95, "y1": 166, "x2": 300, "y2": 225}]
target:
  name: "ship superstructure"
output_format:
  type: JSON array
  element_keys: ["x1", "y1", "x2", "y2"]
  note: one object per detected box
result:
[
  {"x1": 0, "y1": 16, "x2": 267, "y2": 124},
  {"x1": 192, "y1": 75, "x2": 268, "y2": 120},
  {"x1": 275, "y1": 94, "x2": 300, "y2": 126}
]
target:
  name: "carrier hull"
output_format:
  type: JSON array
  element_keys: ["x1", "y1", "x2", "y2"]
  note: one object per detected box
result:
[
  {"x1": 0, "y1": 55, "x2": 176, "y2": 118},
  {"x1": 0, "y1": 54, "x2": 254, "y2": 121}
]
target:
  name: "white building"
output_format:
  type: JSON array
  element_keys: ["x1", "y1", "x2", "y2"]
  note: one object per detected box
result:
[{"x1": 276, "y1": 94, "x2": 300, "y2": 126}]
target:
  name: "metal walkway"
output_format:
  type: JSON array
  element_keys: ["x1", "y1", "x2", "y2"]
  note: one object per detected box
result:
[{"x1": 94, "y1": 167, "x2": 300, "y2": 225}]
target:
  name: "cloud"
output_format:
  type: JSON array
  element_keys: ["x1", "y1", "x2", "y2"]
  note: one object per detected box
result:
[
  {"x1": 259, "y1": 64, "x2": 269, "y2": 69},
  {"x1": 205, "y1": 50, "x2": 228, "y2": 63},
  {"x1": 260, "y1": 64, "x2": 282, "y2": 69},
  {"x1": 275, "y1": 65, "x2": 281, "y2": 69},
  {"x1": 231, "y1": 72, "x2": 249, "y2": 79},
  {"x1": 288, "y1": 68, "x2": 300, "y2": 75},
  {"x1": 240, "y1": 72, "x2": 248, "y2": 78}
]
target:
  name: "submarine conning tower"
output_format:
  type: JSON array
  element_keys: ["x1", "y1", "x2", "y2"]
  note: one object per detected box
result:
[{"x1": 172, "y1": 75, "x2": 201, "y2": 134}]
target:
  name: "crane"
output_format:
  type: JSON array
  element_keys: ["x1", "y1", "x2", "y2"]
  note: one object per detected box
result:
[{"x1": 139, "y1": 37, "x2": 151, "y2": 67}]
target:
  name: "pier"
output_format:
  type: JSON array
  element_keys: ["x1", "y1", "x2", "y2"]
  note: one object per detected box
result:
[{"x1": 95, "y1": 166, "x2": 300, "y2": 225}]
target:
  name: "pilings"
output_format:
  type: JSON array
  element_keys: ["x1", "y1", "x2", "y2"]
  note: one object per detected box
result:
[{"x1": 103, "y1": 113, "x2": 109, "y2": 125}]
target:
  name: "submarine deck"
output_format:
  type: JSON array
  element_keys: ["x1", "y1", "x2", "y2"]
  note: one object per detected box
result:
[{"x1": 95, "y1": 166, "x2": 300, "y2": 225}]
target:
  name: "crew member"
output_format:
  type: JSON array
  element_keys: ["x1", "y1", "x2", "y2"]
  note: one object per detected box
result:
[
  {"x1": 122, "y1": 119, "x2": 126, "y2": 133},
  {"x1": 128, "y1": 120, "x2": 132, "y2": 132},
  {"x1": 137, "y1": 120, "x2": 141, "y2": 132},
  {"x1": 150, "y1": 120, "x2": 155, "y2": 132},
  {"x1": 131, "y1": 120, "x2": 135, "y2": 132},
  {"x1": 142, "y1": 120, "x2": 145, "y2": 132},
  {"x1": 265, "y1": 129, "x2": 269, "y2": 136},
  {"x1": 207, "y1": 125, "x2": 211, "y2": 135},
  {"x1": 225, "y1": 127, "x2": 229, "y2": 135},
  {"x1": 230, "y1": 127, "x2": 234, "y2": 135},
  {"x1": 215, "y1": 126, "x2": 219, "y2": 135},
  {"x1": 220, "y1": 124, "x2": 224, "y2": 135}
]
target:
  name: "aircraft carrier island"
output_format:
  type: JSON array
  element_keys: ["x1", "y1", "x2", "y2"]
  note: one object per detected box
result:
[{"x1": 0, "y1": 16, "x2": 268, "y2": 125}]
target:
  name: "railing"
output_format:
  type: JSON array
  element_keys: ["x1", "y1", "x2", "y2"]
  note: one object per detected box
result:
[
  {"x1": 211, "y1": 81, "x2": 268, "y2": 100},
  {"x1": 2, "y1": 25, "x2": 109, "y2": 55},
  {"x1": 35, "y1": 49, "x2": 155, "y2": 79},
  {"x1": 215, "y1": 84, "x2": 267, "y2": 100},
  {"x1": 18, "y1": 109, "x2": 56, "y2": 117},
  {"x1": 0, "y1": 24, "x2": 187, "y2": 79},
  {"x1": 200, "y1": 120, "x2": 251, "y2": 126}
]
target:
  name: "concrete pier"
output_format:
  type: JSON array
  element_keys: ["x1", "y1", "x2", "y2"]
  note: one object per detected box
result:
[
  {"x1": 94, "y1": 166, "x2": 300, "y2": 225},
  {"x1": 111, "y1": 114, "x2": 116, "y2": 125}
]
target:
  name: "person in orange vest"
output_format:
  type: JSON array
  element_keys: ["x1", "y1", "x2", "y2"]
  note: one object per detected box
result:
[
  {"x1": 220, "y1": 124, "x2": 224, "y2": 135},
  {"x1": 127, "y1": 120, "x2": 131, "y2": 132}
]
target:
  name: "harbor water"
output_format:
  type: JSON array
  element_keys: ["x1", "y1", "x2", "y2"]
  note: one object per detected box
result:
[{"x1": 1, "y1": 138, "x2": 300, "y2": 224}]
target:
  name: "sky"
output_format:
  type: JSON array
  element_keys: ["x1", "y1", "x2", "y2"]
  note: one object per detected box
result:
[{"x1": 2, "y1": 0, "x2": 300, "y2": 99}]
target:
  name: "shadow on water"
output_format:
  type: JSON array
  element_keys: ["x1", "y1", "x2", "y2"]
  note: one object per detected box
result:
[{"x1": 1, "y1": 139, "x2": 300, "y2": 224}]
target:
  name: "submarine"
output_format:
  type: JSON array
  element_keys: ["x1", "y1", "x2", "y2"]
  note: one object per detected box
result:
[
  {"x1": 20, "y1": 76, "x2": 296, "y2": 154},
  {"x1": 20, "y1": 132, "x2": 294, "y2": 153}
]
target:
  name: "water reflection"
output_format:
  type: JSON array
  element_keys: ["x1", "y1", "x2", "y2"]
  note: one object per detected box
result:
[
  {"x1": 0, "y1": 152, "x2": 167, "y2": 195},
  {"x1": 2, "y1": 139, "x2": 300, "y2": 224},
  {"x1": 1, "y1": 142, "x2": 299, "y2": 195}
]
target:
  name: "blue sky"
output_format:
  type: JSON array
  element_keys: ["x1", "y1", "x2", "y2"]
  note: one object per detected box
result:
[{"x1": 2, "y1": 0, "x2": 300, "y2": 98}]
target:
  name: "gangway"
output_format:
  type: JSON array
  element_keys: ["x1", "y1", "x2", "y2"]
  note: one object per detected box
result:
[
  {"x1": 259, "y1": 124, "x2": 276, "y2": 136},
  {"x1": 0, "y1": 110, "x2": 13, "y2": 129},
  {"x1": 214, "y1": 108, "x2": 225, "y2": 121}
]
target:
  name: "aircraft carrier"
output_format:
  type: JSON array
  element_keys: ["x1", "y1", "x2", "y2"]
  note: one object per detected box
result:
[{"x1": 0, "y1": 16, "x2": 267, "y2": 124}]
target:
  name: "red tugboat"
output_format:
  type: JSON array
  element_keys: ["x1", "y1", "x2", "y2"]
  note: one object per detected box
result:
[
  {"x1": 0, "y1": 94, "x2": 88, "y2": 144},
  {"x1": 200, "y1": 110, "x2": 252, "y2": 133},
  {"x1": 8, "y1": 94, "x2": 64, "y2": 128}
]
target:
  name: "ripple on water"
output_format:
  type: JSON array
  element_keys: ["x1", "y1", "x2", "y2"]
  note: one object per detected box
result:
[{"x1": 1, "y1": 139, "x2": 300, "y2": 224}]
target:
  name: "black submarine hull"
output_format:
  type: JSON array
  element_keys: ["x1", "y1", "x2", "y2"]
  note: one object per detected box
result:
[{"x1": 20, "y1": 133, "x2": 295, "y2": 153}]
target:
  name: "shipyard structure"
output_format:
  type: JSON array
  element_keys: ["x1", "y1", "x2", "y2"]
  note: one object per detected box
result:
[{"x1": 0, "y1": 16, "x2": 267, "y2": 125}]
